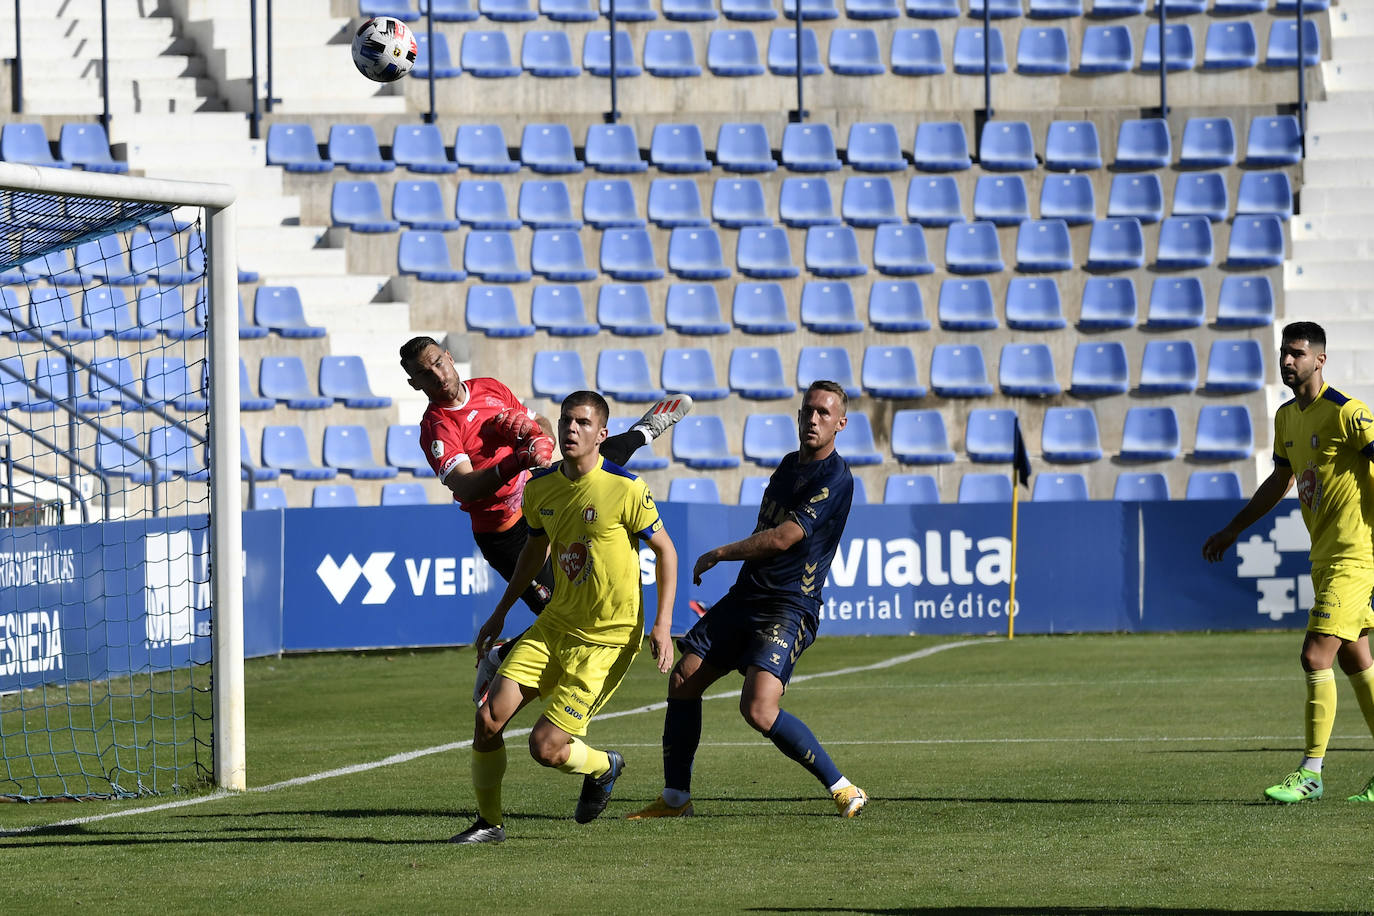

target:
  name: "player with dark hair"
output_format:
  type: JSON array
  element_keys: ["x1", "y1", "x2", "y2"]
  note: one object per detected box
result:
[
  {"x1": 399, "y1": 336, "x2": 691, "y2": 703},
  {"x1": 451, "y1": 390, "x2": 678, "y2": 844},
  {"x1": 627, "y1": 380, "x2": 869, "y2": 820},
  {"x1": 1203, "y1": 321, "x2": 1374, "y2": 803}
]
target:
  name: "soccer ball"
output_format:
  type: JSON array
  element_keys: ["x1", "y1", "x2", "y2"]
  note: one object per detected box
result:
[{"x1": 351, "y1": 16, "x2": 417, "y2": 83}]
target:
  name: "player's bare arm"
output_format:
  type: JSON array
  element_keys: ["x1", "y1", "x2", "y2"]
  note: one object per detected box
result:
[
  {"x1": 645, "y1": 526, "x2": 678, "y2": 673},
  {"x1": 476, "y1": 529, "x2": 551, "y2": 656},
  {"x1": 692, "y1": 520, "x2": 807, "y2": 584},
  {"x1": 1202, "y1": 466, "x2": 1296, "y2": 562}
]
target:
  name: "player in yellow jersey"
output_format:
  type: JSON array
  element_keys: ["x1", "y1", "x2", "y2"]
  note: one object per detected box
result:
[
  {"x1": 451, "y1": 390, "x2": 678, "y2": 843},
  {"x1": 1203, "y1": 322, "x2": 1374, "y2": 804}
]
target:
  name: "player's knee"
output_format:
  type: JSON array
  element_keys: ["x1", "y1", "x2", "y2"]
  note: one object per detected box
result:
[
  {"x1": 738, "y1": 695, "x2": 777, "y2": 733},
  {"x1": 527, "y1": 730, "x2": 564, "y2": 767},
  {"x1": 474, "y1": 705, "x2": 503, "y2": 747}
]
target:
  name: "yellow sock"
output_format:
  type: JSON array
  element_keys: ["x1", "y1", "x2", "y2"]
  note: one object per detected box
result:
[
  {"x1": 555, "y1": 737, "x2": 610, "y2": 777},
  {"x1": 472, "y1": 745, "x2": 507, "y2": 825},
  {"x1": 1348, "y1": 666, "x2": 1374, "y2": 739},
  {"x1": 1305, "y1": 668, "x2": 1338, "y2": 760}
]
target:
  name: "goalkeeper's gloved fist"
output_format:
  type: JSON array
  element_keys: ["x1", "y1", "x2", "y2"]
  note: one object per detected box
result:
[
  {"x1": 496, "y1": 436, "x2": 554, "y2": 481},
  {"x1": 489, "y1": 408, "x2": 539, "y2": 445}
]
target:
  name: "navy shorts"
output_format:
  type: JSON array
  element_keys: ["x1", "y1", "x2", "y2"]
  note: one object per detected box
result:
[{"x1": 677, "y1": 591, "x2": 817, "y2": 685}]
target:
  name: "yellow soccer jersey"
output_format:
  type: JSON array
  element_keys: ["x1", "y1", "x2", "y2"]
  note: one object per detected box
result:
[
  {"x1": 522, "y1": 456, "x2": 664, "y2": 646},
  {"x1": 1273, "y1": 384, "x2": 1374, "y2": 567}
]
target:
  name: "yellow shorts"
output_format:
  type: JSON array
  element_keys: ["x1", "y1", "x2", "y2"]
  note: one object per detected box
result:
[
  {"x1": 496, "y1": 620, "x2": 640, "y2": 736},
  {"x1": 1308, "y1": 564, "x2": 1374, "y2": 642}
]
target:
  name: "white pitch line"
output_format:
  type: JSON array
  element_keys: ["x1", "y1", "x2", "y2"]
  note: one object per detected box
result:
[
  {"x1": 607, "y1": 734, "x2": 1370, "y2": 748},
  {"x1": 1, "y1": 638, "x2": 992, "y2": 836}
]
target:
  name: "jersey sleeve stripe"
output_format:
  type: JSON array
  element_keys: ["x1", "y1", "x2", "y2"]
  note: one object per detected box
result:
[
  {"x1": 1273, "y1": 453, "x2": 1291, "y2": 467},
  {"x1": 1362, "y1": 442, "x2": 1374, "y2": 460}
]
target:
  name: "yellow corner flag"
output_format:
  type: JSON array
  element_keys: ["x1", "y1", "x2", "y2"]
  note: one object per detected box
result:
[{"x1": 1008, "y1": 417, "x2": 1031, "y2": 639}]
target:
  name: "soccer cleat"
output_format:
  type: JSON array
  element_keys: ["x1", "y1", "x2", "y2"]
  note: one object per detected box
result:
[
  {"x1": 449, "y1": 817, "x2": 506, "y2": 844},
  {"x1": 473, "y1": 646, "x2": 501, "y2": 707},
  {"x1": 1264, "y1": 767, "x2": 1322, "y2": 803},
  {"x1": 625, "y1": 795, "x2": 695, "y2": 819},
  {"x1": 631, "y1": 394, "x2": 694, "y2": 442},
  {"x1": 574, "y1": 750, "x2": 624, "y2": 824},
  {"x1": 833, "y1": 785, "x2": 868, "y2": 817},
  {"x1": 1347, "y1": 776, "x2": 1374, "y2": 802}
]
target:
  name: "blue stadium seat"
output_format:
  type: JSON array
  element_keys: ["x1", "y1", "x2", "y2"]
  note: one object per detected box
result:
[
  {"x1": 842, "y1": 176, "x2": 900, "y2": 227},
  {"x1": 1114, "y1": 472, "x2": 1168, "y2": 501},
  {"x1": 584, "y1": 124, "x2": 646, "y2": 174},
  {"x1": 907, "y1": 175, "x2": 964, "y2": 225},
  {"x1": 1273, "y1": 0, "x2": 1330, "y2": 11},
  {"x1": 966, "y1": 408, "x2": 1018, "y2": 462},
  {"x1": 1085, "y1": 217, "x2": 1145, "y2": 271},
  {"x1": 707, "y1": 29, "x2": 766, "y2": 75},
  {"x1": 481, "y1": 0, "x2": 537, "y2": 21},
  {"x1": 1138, "y1": 339, "x2": 1198, "y2": 394},
  {"x1": 668, "y1": 477, "x2": 722, "y2": 503},
  {"x1": 1155, "y1": 217, "x2": 1213, "y2": 270},
  {"x1": 830, "y1": 28, "x2": 885, "y2": 74},
  {"x1": 1107, "y1": 173, "x2": 1164, "y2": 223},
  {"x1": 733, "y1": 282, "x2": 797, "y2": 332},
  {"x1": 784, "y1": 0, "x2": 839, "y2": 18},
  {"x1": 651, "y1": 123, "x2": 712, "y2": 172},
  {"x1": 848, "y1": 0, "x2": 900, "y2": 17},
  {"x1": 73, "y1": 236, "x2": 137, "y2": 285},
  {"x1": 1236, "y1": 171, "x2": 1293, "y2": 219},
  {"x1": 1079, "y1": 24, "x2": 1133, "y2": 73},
  {"x1": 455, "y1": 124, "x2": 519, "y2": 173},
  {"x1": 959, "y1": 473, "x2": 1012, "y2": 503},
  {"x1": 663, "y1": 0, "x2": 718, "y2": 20},
  {"x1": 1039, "y1": 174, "x2": 1095, "y2": 225},
  {"x1": 1089, "y1": 0, "x2": 1144, "y2": 15},
  {"x1": 249, "y1": 487, "x2": 288, "y2": 509},
  {"x1": 531, "y1": 229, "x2": 596, "y2": 282},
  {"x1": 521, "y1": 123, "x2": 583, "y2": 173},
  {"x1": 953, "y1": 27, "x2": 1007, "y2": 74},
  {"x1": 600, "y1": 0, "x2": 657, "y2": 17},
  {"x1": 1000, "y1": 343, "x2": 1060, "y2": 396},
  {"x1": 233, "y1": 359, "x2": 276, "y2": 412},
  {"x1": 519, "y1": 180, "x2": 580, "y2": 229},
  {"x1": 414, "y1": 32, "x2": 462, "y2": 78},
  {"x1": 743, "y1": 414, "x2": 799, "y2": 466},
  {"x1": 645, "y1": 29, "x2": 703, "y2": 76},
  {"x1": 424, "y1": 0, "x2": 481, "y2": 20},
  {"x1": 1227, "y1": 215, "x2": 1285, "y2": 268},
  {"x1": 779, "y1": 177, "x2": 838, "y2": 227},
  {"x1": 805, "y1": 225, "x2": 867, "y2": 277},
  {"x1": 939, "y1": 278, "x2": 998, "y2": 331},
  {"x1": 1157, "y1": 0, "x2": 1205, "y2": 12},
  {"x1": 886, "y1": 474, "x2": 941, "y2": 504},
  {"x1": 263, "y1": 425, "x2": 336, "y2": 480},
  {"x1": 1145, "y1": 276, "x2": 1205, "y2": 329},
  {"x1": 86, "y1": 355, "x2": 141, "y2": 411},
  {"x1": 238, "y1": 428, "x2": 280, "y2": 482},
  {"x1": 873, "y1": 223, "x2": 934, "y2": 275},
  {"x1": 137, "y1": 286, "x2": 200, "y2": 339},
  {"x1": 730, "y1": 346, "x2": 792, "y2": 399},
  {"x1": 1141, "y1": 23, "x2": 1196, "y2": 72},
  {"x1": 394, "y1": 180, "x2": 460, "y2": 230},
  {"x1": 930, "y1": 343, "x2": 994, "y2": 397},
  {"x1": 60, "y1": 123, "x2": 127, "y2": 173},
  {"x1": 1216, "y1": 275, "x2": 1274, "y2": 328},
  {"x1": 1005, "y1": 277, "x2": 1065, "y2": 330},
  {"x1": 1015, "y1": 218, "x2": 1073, "y2": 272},
  {"x1": 523, "y1": 30, "x2": 580, "y2": 76},
  {"x1": 1069, "y1": 341, "x2": 1128, "y2": 396},
  {"x1": 457, "y1": 181, "x2": 519, "y2": 229},
  {"x1": 465, "y1": 231, "x2": 533, "y2": 282},
  {"x1": 847, "y1": 122, "x2": 907, "y2": 171},
  {"x1": 890, "y1": 27, "x2": 945, "y2": 75},
  {"x1": 768, "y1": 27, "x2": 824, "y2": 75},
  {"x1": 914, "y1": 120, "x2": 971, "y2": 172},
  {"x1": 144, "y1": 425, "x2": 209, "y2": 481},
  {"x1": 381, "y1": 483, "x2": 430, "y2": 506},
  {"x1": 1, "y1": 123, "x2": 68, "y2": 168},
  {"x1": 1213, "y1": 0, "x2": 1263, "y2": 9},
  {"x1": 584, "y1": 30, "x2": 641, "y2": 77},
  {"x1": 129, "y1": 227, "x2": 196, "y2": 285},
  {"x1": 313, "y1": 485, "x2": 361, "y2": 511},
  {"x1": 598, "y1": 283, "x2": 665, "y2": 334},
  {"x1": 980, "y1": 120, "x2": 1036, "y2": 170},
  {"x1": 1194, "y1": 405, "x2": 1252, "y2": 461},
  {"x1": 24, "y1": 356, "x2": 88, "y2": 412},
  {"x1": 584, "y1": 179, "x2": 644, "y2": 229},
  {"x1": 666, "y1": 283, "x2": 730, "y2": 335},
  {"x1": 1114, "y1": 118, "x2": 1170, "y2": 171},
  {"x1": 1266, "y1": 19, "x2": 1320, "y2": 68},
  {"x1": 1171, "y1": 172, "x2": 1229, "y2": 222},
  {"x1": 714, "y1": 121, "x2": 780, "y2": 171},
  {"x1": 862, "y1": 345, "x2": 926, "y2": 398},
  {"x1": 260, "y1": 355, "x2": 331, "y2": 409},
  {"x1": 800, "y1": 282, "x2": 863, "y2": 333},
  {"x1": 532, "y1": 350, "x2": 589, "y2": 401},
  {"x1": 649, "y1": 178, "x2": 707, "y2": 227},
  {"x1": 84, "y1": 287, "x2": 153, "y2": 340},
  {"x1": 606, "y1": 416, "x2": 671, "y2": 470},
  {"x1": 1204, "y1": 339, "x2": 1264, "y2": 394},
  {"x1": 739, "y1": 475, "x2": 770, "y2": 505},
  {"x1": 331, "y1": 180, "x2": 400, "y2": 232},
  {"x1": 737, "y1": 226, "x2": 799, "y2": 278},
  {"x1": 712, "y1": 177, "x2": 771, "y2": 227},
  {"x1": 392, "y1": 123, "x2": 456, "y2": 174},
  {"x1": 96, "y1": 426, "x2": 145, "y2": 477},
  {"x1": 531, "y1": 285, "x2": 597, "y2": 335},
  {"x1": 1245, "y1": 115, "x2": 1302, "y2": 167},
  {"x1": 672, "y1": 416, "x2": 741, "y2": 468},
  {"x1": 1203, "y1": 20, "x2": 1258, "y2": 70},
  {"x1": 541, "y1": 0, "x2": 597, "y2": 19},
  {"x1": 362, "y1": 0, "x2": 418, "y2": 18},
  {"x1": 22, "y1": 250, "x2": 76, "y2": 285},
  {"x1": 466, "y1": 285, "x2": 534, "y2": 337},
  {"x1": 255, "y1": 286, "x2": 325, "y2": 338},
  {"x1": 1178, "y1": 116, "x2": 1236, "y2": 168},
  {"x1": 1017, "y1": 25, "x2": 1070, "y2": 74},
  {"x1": 1042, "y1": 407, "x2": 1102, "y2": 462},
  {"x1": 1186, "y1": 471, "x2": 1242, "y2": 501},
  {"x1": 1044, "y1": 120, "x2": 1101, "y2": 171},
  {"x1": 661, "y1": 347, "x2": 728, "y2": 399},
  {"x1": 325, "y1": 425, "x2": 397, "y2": 479},
  {"x1": 30, "y1": 287, "x2": 97, "y2": 341},
  {"x1": 598, "y1": 349, "x2": 665, "y2": 402},
  {"x1": 399, "y1": 230, "x2": 466, "y2": 281},
  {"x1": 892, "y1": 409, "x2": 955, "y2": 463},
  {"x1": 723, "y1": 0, "x2": 776, "y2": 18},
  {"x1": 837, "y1": 412, "x2": 883, "y2": 464},
  {"x1": 781, "y1": 123, "x2": 841, "y2": 171},
  {"x1": 907, "y1": 0, "x2": 958, "y2": 15},
  {"x1": 1034, "y1": 473, "x2": 1089, "y2": 502},
  {"x1": 328, "y1": 124, "x2": 393, "y2": 172},
  {"x1": 601, "y1": 228, "x2": 665, "y2": 279},
  {"x1": 945, "y1": 220, "x2": 1004, "y2": 274},
  {"x1": 969, "y1": 0, "x2": 1021, "y2": 16}
]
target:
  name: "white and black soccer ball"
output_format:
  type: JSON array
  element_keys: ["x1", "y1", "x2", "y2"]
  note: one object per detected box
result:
[{"x1": 351, "y1": 16, "x2": 417, "y2": 83}]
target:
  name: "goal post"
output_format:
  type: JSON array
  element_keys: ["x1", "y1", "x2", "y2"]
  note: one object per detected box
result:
[{"x1": 0, "y1": 162, "x2": 244, "y2": 796}]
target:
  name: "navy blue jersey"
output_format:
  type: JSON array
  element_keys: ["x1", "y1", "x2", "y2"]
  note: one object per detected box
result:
[{"x1": 731, "y1": 450, "x2": 853, "y2": 609}]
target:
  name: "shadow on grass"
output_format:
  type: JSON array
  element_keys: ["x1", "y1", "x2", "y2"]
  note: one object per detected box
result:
[{"x1": 747, "y1": 909, "x2": 1349, "y2": 915}]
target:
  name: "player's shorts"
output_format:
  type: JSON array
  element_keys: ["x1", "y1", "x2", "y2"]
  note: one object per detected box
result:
[
  {"x1": 678, "y1": 591, "x2": 817, "y2": 686},
  {"x1": 496, "y1": 619, "x2": 639, "y2": 736},
  {"x1": 1308, "y1": 563, "x2": 1374, "y2": 642},
  {"x1": 474, "y1": 519, "x2": 554, "y2": 614}
]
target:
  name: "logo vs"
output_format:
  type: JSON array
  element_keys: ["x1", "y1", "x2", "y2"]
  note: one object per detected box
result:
[{"x1": 317, "y1": 552, "x2": 396, "y2": 604}]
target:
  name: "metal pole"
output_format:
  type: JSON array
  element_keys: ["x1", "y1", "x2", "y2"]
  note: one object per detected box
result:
[
  {"x1": 11, "y1": 0, "x2": 20, "y2": 115},
  {"x1": 100, "y1": 0, "x2": 110, "y2": 132},
  {"x1": 982, "y1": 0, "x2": 991, "y2": 120},
  {"x1": 796, "y1": 0, "x2": 804, "y2": 121},
  {"x1": 607, "y1": 0, "x2": 619, "y2": 122},
  {"x1": 1296, "y1": 0, "x2": 1306, "y2": 157},
  {"x1": 426, "y1": 7, "x2": 436, "y2": 124},
  {"x1": 1158, "y1": 0, "x2": 1168, "y2": 117},
  {"x1": 248, "y1": 0, "x2": 261, "y2": 140},
  {"x1": 265, "y1": 0, "x2": 275, "y2": 112}
]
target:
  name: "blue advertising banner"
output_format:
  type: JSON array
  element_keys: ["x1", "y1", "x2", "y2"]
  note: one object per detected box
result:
[{"x1": 243, "y1": 509, "x2": 285, "y2": 659}]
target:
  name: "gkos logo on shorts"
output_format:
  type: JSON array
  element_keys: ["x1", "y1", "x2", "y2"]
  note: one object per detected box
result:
[{"x1": 1234, "y1": 506, "x2": 1311, "y2": 622}]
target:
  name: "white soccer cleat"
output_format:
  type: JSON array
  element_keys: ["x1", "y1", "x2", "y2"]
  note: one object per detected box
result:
[{"x1": 631, "y1": 394, "x2": 694, "y2": 442}]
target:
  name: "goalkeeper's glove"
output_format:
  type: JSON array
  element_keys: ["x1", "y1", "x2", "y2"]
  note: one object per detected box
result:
[
  {"x1": 488, "y1": 408, "x2": 539, "y2": 445},
  {"x1": 495, "y1": 436, "x2": 554, "y2": 481}
]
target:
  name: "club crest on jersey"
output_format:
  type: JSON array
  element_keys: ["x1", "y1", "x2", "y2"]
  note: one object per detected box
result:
[
  {"x1": 1297, "y1": 462, "x2": 1323, "y2": 511},
  {"x1": 431, "y1": 440, "x2": 444, "y2": 458},
  {"x1": 582, "y1": 506, "x2": 597, "y2": 524},
  {"x1": 557, "y1": 538, "x2": 593, "y2": 585}
]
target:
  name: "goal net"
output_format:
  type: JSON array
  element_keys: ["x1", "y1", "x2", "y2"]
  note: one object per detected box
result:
[{"x1": 0, "y1": 164, "x2": 242, "y2": 800}]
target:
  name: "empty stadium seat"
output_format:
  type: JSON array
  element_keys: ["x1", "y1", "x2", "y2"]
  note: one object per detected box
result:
[
  {"x1": 738, "y1": 475, "x2": 770, "y2": 505},
  {"x1": 649, "y1": 178, "x2": 707, "y2": 227},
  {"x1": 1114, "y1": 119, "x2": 1170, "y2": 170},
  {"x1": 238, "y1": 360, "x2": 274, "y2": 411},
  {"x1": 1145, "y1": 276, "x2": 1205, "y2": 329},
  {"x1": 598, "y1": 350, "x2": 665, "y2": 402},
  {"x1": 238, "y1": 428, "x2": 280, "y2": 482},
  {"x1": 598, "y1": 283, "x2": 665, "y2": 334},
  {"x1": 606, "y1": 416, "x2": 671, "y2": 470},
  {"x1": 84, "y1": 287, "x2": 153, "y2": 340},
  {"x1": 743, "y1": 414, "x2": 799, "y2": 466},
  {"x1": 260, "y1": 355, "x2": 331, "y2": 409},
  {"x1": 1141, "y1": 23, "x2": 1196, "y2": 72},
  {"x1": 1039, "y1": 174, "x2": 1095, "y2": 225},
  {"x1": 966, "y1": 408, "x2": 1018, "y2": 462},
  {"x1": 907, "y1": 175, "x2": 964, "y2": 226},
  {"x1": 392, "y1": 124, "x2": 457, "y2": 174},
  {"x1": 255, "y1": 286, "x2": 325, "y2": 337},
  {"x1": 414, "y1": 33, "x2": 462, "y2": 78},
  {"x1": 96, "y1": 426, "x2": 144, "y2": 476},
  {"x1": 325, "y1": 425, "x2": 397, "y2": 479},
  {"x1": 1079, "y1": 24, "x2": 1132, "y2": 73},
  {"x1": 60, "y1": 123, "x2": 127, "y2": 173},
  {"x1": 862, "y1": 345, "x2": 925, "y2": 398},
  {"x1": 249, "y1": 487, "x2": 288, "y2": 509},
  {"x1": 426, "y1": 0, "x2": 481, "y2": 21},
  {"x1": 584, "y1": 179, "x2": 645, "y2": 229},
  {"x1": 930, "y1": 344, "x2": 994, "y2": 397},
  {"x1": 737, "y1": 226, "x2": 799, "y2": 277},
  {"x1": 1213, "y1": 0, "x2": 1264, "y2": 10},
  {"x1": 1000, "y1": 343, "x2": 1060, "y2": 396},
  {"x1": 521, "y1": 123, "x2": 583, "y2": 173},
  {"x1": 363, "y1": 0, "x2": 419, "y2": 19},
  {"x1": 1245, "y1": 115, "x2": 1301, "y2": 167},
  {"x1": 1042, "y1": 407, "x2": 1102, "y2": 462},
  {"x1": 939, "y1": 278, "x2": 998, "y2": 331},
  {"x1": 87, "y1": 355, "x2": 142, "y2": 411},
  {"x1": 130, "y1": 227, "x2": 196, "y2": 285},
  {"x1": 781, "y1": 123, "x2": 842, "y2": 171},
  {"x1": 1005, "y1": 277, "x2": 1065, "y2": 330},
  {"x1": 394, "y1": 180, "x2": 460, "y2": 230},
  {"x1": 784, "y1": 0, "x2": 839, "y2": 17},
  {"x1": 1017, "y1": 25, "x2": 1070, "y2": 74},
  {"x1": 514, "y1": 179, "x2": 578, "y2": 230},
  {"x1": 842, "y1": 176, "x2": 900, "y2": 227},
  {"x1": 1107, "y1": 173, "x2": 1164, "y2": 224},
  {"x1": 768, "y1": 27, "x2": 824, "y2": 75},
  {"x1": 1043, "y1": 120, "x2": 1101, "y2": 171},
  {"x1": 661, "y1": 348, "x2": 728, "y2": 400},
  {"x1": 1204, "y1": 339, "x2": 1264, "y2": 394},
  {"x1": 891, "y1": 27, "x2": 945, "y2": 75},
  {"x1": 1069, "y1": 341, "x2": 1128, "y2": 396},
  {"x1": 145, "y1": 425, "x2": 209, "y2": 481},
  {"x1": 668, "y1": 477, "x2": 722, "y2": 503},
  {"x1": 730, "y1": 346, "x2": 792, "y2": 398},
  {"x1": 381, "y1": 483, "x2": 430, "y2": 506},
  {"x1": 456, "y1": 124, "x2": 519, "y2": 173},
  {"x1": 973, "y1": 174, "x2": 1029, "y2": 226},
  {"x1": 1155, "y1": 217, "x2": 1213, "y2": 270},
  {"x1": 1138, "y1": 339, "x2": 1198, "y2": 394},
  {"x1": 387, "y1": 425, "x2": 436, "y2": 477},
  {"x1": 332, "y1": 180, "x2": 401, "y2": 232},
  {"x1": 398, "y1": 231, "x2": 467, "y2": 281},
  {"x1": 801, "y1": 282, "x2": 863, "y2": 332},
  {"x1": 1266, "y1": 19, "x2": 1320, "y2": 68},
  {"x1": 666, "y1": 283, "x2": 730, "y2": 335},
  {"x1": 466, "y1": 283, "x2": 533, "y2": 335},
  {"x1": 263, "y1": 426, "x2": 336, "y2": 480},
  {"x1": 806, "y1": 226, "x2": 867, "y2": 277},
  {"x1": 663, "y1": 0, "x2": 718, "y2": 20},
  {"x1": 1015, "y1": 218, "x2": 1073, "y2": 272},
  {"x1": 1085, "y1": 217, "x2": 1145, "y2": 271},
  {"x1": 830, "y1": 28, "x2": 885, "y2": 74},
  {"x1": 584, "y1": 30, "x2": 640, "y2": 77},
  {"x1": 847, "y1": 122, "x2": 907, "y2": 172},
  {"x1": 465, "y1": 231, "x2": 533, "y2": 282},
  {"x1": 907, "y1": 0, "x2": 958, "y2": 15},
  {"x1": 1235, "y1": 171, "x2": 1293, "y2": 220},
  {"x1": 874, "y1": 223, "x2": 934, "y2": 275},
  {"x1": 584, "y1": 124, "x2": 647, "y2": 173},
  {"x1": 914, "y1": 121, "x2": 971, "y2": 172},
  {"x1": 1203, "y1": 20, "x2": 1258, "y2": 70},
  {"x1": 733, "y1": 282, "x2": 797, "y2": 332},
  {"x1": 945, "y1": 221, "x2": 1004, "y2": 274},
  {"x1": 532, "y1": 285, "x2": 597, "y2": 335},
  {"x1": 651, "y1": 123, "x2": 712, "y2": 172},
  {"x1": 717, "y1": 124, "x2": 776, "y2": 176},
  {"x1": 531, "y1": 229, "x2": 596, "y2": 281},
  {"x1": 312, "y1": 483, "x2": 359, "y2": 508},
  {"x1": 707, "y1": 29, "x2": 766, "y2": 75},
  {"x1": 1034, "y1": 473, "x2": 1089, "y2": 501},
  {"x1": 328, "y1": 124, "x2": 393, "y2": 172},
  {"x1": 780, "y1": 177, "x2": 838, "y2": 227},
  {"x1": 523, "y1": 29, "x2": 581, "y2": 76},
  {"x1": 1178, "y1": 117, "x2": 1237, "y2": 169},
  {"x1": 1114, "y1": 472, "x2": 1169, "y2": 501},
  {"x1": 837, "y1": 412, "x2": 883, "y2": 465},
  {"x1": 892, "y1": 409, "x2": 955, "y2": 463},
  {"x1": 869, "y1": 280, "x2": 930, "y2": 331},
  {"x1": 712, "y1": 178, "x2": 771, "y2": 228},
  {"x1": 1171, "y1": 172, "x2": 1229, "y2": 222},
  {"x1": 886, "y1": 474, "x2": 940, "y2": 503},
  {"x1": 532, "y1": 350, "x2": 589, "y2": 401},
  {"x1": 1215, "y1": 275, "x2": 1274, "y2": 328},
  {"x1": 645, "y1": 29, "x2": 703, "y2": 76},
  {"x1": 73, "y1": 236, "x2": 137, "y2": 285},
  {"x1": 1, "y1": 123, "x2": 68, "y2": 168},
  {"x1": 482, "y1": 0, "x2": 536, "y2": 22},
  {"x1": 953, "y1": 27, "x2": 1007, "y2": 74},
  {"x1": 1227, "y1": 215, "x2": 1285, "y2": 268},
  {"x1": 1119, "y1": 406, "x2": 1180, "y2": 461},
  {"x1": 796, "y1": 347, "x2": 859, "y2": 398},
  {"x1": 457, "y1": 181, "x2": 520, "y2": 229},
  {"x1": 601, "y1": 228, "x2": 665, "y2": 279},
  {"x1": 541, "y1": 0, "x2": 597, "y2": 20},
  {"x1": 31, "y1": 288, "x2": 97, "y2": 341},
  {"x1": 979, "y1": 120, "x2": 1036, "y2": 171},
  {"x1": 317, "y1": 356, "x2": 390, "y2": 410},
  {"x1": 673, "y1": 416, "x2": 741, "y2": 468},
  {"x1": 959, "y1": 473, "x2": 1012, "y2": 503},
  {"x1": 1186, "y1": 471, "x2": 1242, "y2": 501},
  {"x1": 969, "y1": 0, "x2": 1021, "y2": 16}
]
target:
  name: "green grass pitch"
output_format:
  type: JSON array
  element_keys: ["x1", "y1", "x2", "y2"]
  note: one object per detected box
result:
[{"x1": 2, "y1": 632, "x2": 1374, "y2": 914}]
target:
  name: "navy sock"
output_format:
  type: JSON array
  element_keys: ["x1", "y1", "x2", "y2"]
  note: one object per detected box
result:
[
  {"x1": 764, "y1": 708, "x2": 843, "y2": 789},
  {"x1": 663, "y1": 697, "x2": 702, "y2": 792}
]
